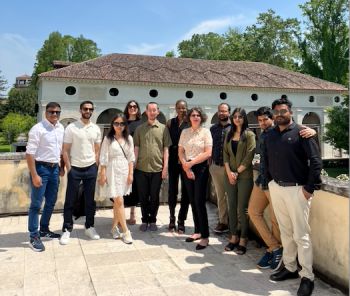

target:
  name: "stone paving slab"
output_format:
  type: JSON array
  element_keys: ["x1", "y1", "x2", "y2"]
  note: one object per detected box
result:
[{"x1": 0, "y1": 203, "x2": 345, "y2": 296}]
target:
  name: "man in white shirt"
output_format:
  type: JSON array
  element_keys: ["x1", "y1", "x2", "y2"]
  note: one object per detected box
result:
[
  {"x1": 26, "y1": 102, "x2": 65, "y2": 252},
  {"x1": 60, "y1": 101, "x2": 102, "y2": 245}
]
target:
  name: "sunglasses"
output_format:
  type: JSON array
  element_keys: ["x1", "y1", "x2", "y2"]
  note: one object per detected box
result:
[
  {"x1": 273, "y1": 109, "x2": 289, "y2": 116},
  {"x1": 46, "y1": 110, "x2": 61, "y2": 115},
  {"x1": 233, "y1": 115, "x2": 243, "y2": 119},
  {"x1": 113, "y1": 122, "x2": 126, "y2": 127},
  {"x1": 128, "y1": 105, "x2": 137, "y2": 109},
  {"x1": 82, "y1": 107, "x2": 94, "y2": 112}
]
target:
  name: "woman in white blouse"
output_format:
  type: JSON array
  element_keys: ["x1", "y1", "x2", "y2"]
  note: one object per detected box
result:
[
  {"x1": 178, "y1": 107, "x2": 213, "y2": 250},
  {"x1": 99, "y1": 114, "x2": 135, "y2": 244}
]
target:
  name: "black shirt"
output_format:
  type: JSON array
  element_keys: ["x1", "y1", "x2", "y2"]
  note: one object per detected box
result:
[
  {"x1": 128, "y1": 119, "x2": 142, "y2": 137},
  {"x1": 264, "y1": 122, "x2": 322, "y2": 194},
  {"x1": 167, "y1": 117, "x2": 189, "y2": 163},
  {"x1": 210, "y1": 122, "x2": 231, "y2": 166}
]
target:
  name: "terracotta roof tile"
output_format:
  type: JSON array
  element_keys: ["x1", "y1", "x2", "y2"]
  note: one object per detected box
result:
[{"x1": 39, "y1": 53, "x2": 347, "y2": 92}]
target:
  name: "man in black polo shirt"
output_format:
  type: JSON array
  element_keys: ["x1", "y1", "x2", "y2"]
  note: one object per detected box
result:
[{"x1": 264, "y1": 98, "x2": 322, "y2": 296}]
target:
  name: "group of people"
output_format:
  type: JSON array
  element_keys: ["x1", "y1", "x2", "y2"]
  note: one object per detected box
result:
[{"x1": 26, "y1": 96, "x2": 321, "y2": 296}]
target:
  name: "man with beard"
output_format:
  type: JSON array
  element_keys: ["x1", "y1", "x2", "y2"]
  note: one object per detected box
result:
[
  {"x1": 60, "y1": 101, "x2": 102, "y2": 245},
  {"x1": 134, "y1": 102, "x2": 172, "y2": 232},
  {"x1": 264, "y1": 98, "x2": 322, "y2": 296},
  {"x1": 210, "y1": 103, "x2": 231, "y2": 233},
  {"x1": 166, "y1": 100, "x2": 190, "y2": 233}
]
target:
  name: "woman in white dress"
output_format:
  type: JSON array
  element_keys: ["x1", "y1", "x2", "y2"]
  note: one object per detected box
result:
[{"x1": 99, "y1": 113, "x2": 135, "y2": 244}]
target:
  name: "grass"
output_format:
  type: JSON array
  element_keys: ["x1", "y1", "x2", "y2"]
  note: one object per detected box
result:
[
  {"x1": 0, "y1": 144, "x2": 11, "y2": 152},
  {"x1": 325, "y1": 167, "x2": 349, "y2": 178}
]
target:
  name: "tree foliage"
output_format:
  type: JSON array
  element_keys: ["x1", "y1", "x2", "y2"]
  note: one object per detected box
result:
[
  {"x1": 299, "y1": 0, "x2": 349, "y2": 84},
  {"x1": 324, "y1": 96, "x2": 349, "y2": 153},
  {"x1": 1, "y1": 113, "x2": 36, "y2": 144},
  {"x1": 0, "y1": 70, "x2": 8, "y2": 98},
  {"x1": 5, "y1": 88, "x2": 38, "y2": 116}
]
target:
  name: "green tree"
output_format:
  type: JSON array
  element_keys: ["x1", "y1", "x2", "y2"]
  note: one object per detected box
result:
[
  {"x1": 5, "y1": 88, "x2": 38, "y2": 116},
  {"x1": 220, "y1": 28, "x2": 248, "y2": 61},
  {"x1": 70, "y1": 34, "x2": 101, "y2": 62},
  {"x1": 1, "y1": 113, "x2": 36, "y2": 144},
  {"x1": 299, "y1": 0, "x2": 349, "y2": 85},
  {"x1": 0, "y1": 70, "x2": 8, "y2": 98},
  {"x1": 324, "y1": 96, "x2": 349, "y2": 152},
  {"x1": 165, "y1": 50, "x2": 175, "y2": 57}
]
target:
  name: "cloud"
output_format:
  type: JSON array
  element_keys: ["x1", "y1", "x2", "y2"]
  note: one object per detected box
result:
[
  {"x1": 0, "y1": 33, "x2": 36, "y2": 93},
  {"x1": 126, "y1": 43, "x2": 165, "y2": 55}
]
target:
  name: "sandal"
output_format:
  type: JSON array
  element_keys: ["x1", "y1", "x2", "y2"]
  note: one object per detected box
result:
[
  {"x1": 235, "y1": 245, "x2": 247, "y2": 255},
  {"x1": 224, "y1": 242, "x2": 239, "y2": 251},
  {"x1": 177, "y1": 221, "x2": 185, "y2": 234}
]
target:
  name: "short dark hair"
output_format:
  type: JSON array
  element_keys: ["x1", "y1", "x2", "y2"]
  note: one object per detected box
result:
[
  {"x1": 146, "y1": 102, "x2": 159, "y2": 109},
  {"x1": 80, "y1": 100, "x2": 94, "y2": 109},
  {"x1": 175, "y1": 99, "x2": 187, "y2": 107},
  {"x1": 187, "y1": 107, "x2": 207, "y2": 126},
  {"x1": 255, "y1": 106, "x2": 273, "y2": 119},
  {"x1": 46, "y1": 102, "x2": 61, "y2": 110},
  {"x1": 272, "y1": 97, "x2": 292, "y2": 110},
  {"x1": 124, "y1": 100, "x2": 141, "y2": 120},
  {"x1": 218, "y1": 103, "x2": 231, "y2": 112}
]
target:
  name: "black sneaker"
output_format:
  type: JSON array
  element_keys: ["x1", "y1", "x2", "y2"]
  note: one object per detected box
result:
[
  {"x1": 270, "y1": 247, "x2": 283, "y2": 270},
  {"x1": 29, "y1": 237, "x2": 45, "y2": 252},
  {"x1": 40, "y1": 230, "x2": 61, "y2": 239},
  {"x1": 297, "y1": 277, "x2": 314, "y2": 296}
]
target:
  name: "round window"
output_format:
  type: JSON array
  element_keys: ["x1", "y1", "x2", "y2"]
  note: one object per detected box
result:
[
  {"x1": 185, "y1": 91, "x2": 193, "y2": 99},
  {"x1": 65, "y1": 86, "x2": 76, "y2": 95},
  {"x1": 109, "y1": 88, "x2": 119, "y2": 96}
]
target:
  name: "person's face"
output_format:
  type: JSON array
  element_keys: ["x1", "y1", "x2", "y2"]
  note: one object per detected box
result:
[
  {"x1": 146, "y1": 103, "x2": 159, "y2": 121},
  {"x1": 232, "y1": 112, "x2": 243, "y2": 127},
  {"x1": 257, "y1": 115, "x2": 273, "y2": 130},
  {"x1": 175, "y1": 102, "x2": 187, "y2": 118},
  {"x1": 218, "y1": 104, "x2": 230, "y2": 122},
  {"x1": 112, "y1": 117, "x2": 126, "y2": 133},
  {"x1": 80, "y1": 103, "x2": 94, "y2": 119},
  {"x1": 45, "y1": 107, "x2": 61, "y2": 125},
  {"x1": 273, "y1": 104, "x2": 292, "y2": 126},
  {"x1": 190, "y1": 111, "x2": 201, "y2": 126},
  {"x1": 128, "y1": 102, "x2": 138, "y2": 116}
]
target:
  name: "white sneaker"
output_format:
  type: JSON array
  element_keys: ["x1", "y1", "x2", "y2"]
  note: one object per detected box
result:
[
  {"x1": 121, "y1": 230, "x2": 133, "y2": 244},
  {"x1": 111, "y1": 225, "x2": 121, "y2": 239},
  {"x1": 85, "y1": 227, "x2": 100, "y2": 240},
  {"x1": 60, "y1": 231, "x2": 71, "y2": 245}
]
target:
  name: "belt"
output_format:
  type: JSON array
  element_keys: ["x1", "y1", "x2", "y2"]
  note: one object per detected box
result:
[
  {"x1": 275, "y1": 180, "x2": 303, "y2": 187},
  {"x1": 35, "y1": 161, "x2": 59, "y2": 168},
  {"x1": 213, "y1": 161, "x2": 224, "y2": 167}
]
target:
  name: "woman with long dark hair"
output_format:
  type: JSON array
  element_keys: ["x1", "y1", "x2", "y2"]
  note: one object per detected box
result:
[
  {"x1": 99, "y1": 113, "x2": 135, "y2": 244},
  {"x1": 123, "y1": 100, "x2": 142, "y2": 225},
  {"x1": 223, "y1": 107, "x2": 255, "y2": 254}
]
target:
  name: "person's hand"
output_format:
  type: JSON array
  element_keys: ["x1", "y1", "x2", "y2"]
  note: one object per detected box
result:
[
  {"x1": 32, "y1": 174, "x2": 42, "y2": 188},
  {"x1": 300, "y1": 128, "x2": 316, "y2": 138},
  {"x1": 98, "y1": 174, "x2": 107, "y2": 186},
  {"x1": 59, "y1": 167, "x2": 65, "y2": 177},
  {"x1": 162, "y1": 168, "x2": 168, "y2": 179},
  {"x1": 127, "y1": 174, "x2": 133, "y2": 185},
  {"x1": 227, "y1": 171, "x2": 237, "y2": 185},
  {"x1": 182, "y1": 161, "x2": 192, "y2": 171},
  {"x1": 302, "y1": 187, "x2": 313, "y2": 200},
  {"x1": 185, "y1": 169, "x2": 195, "y2": 180}
]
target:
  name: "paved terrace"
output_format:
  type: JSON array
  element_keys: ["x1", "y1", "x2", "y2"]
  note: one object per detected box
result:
[{"x1": 0, "y1": 203, "x2": 345, "y2": 296}]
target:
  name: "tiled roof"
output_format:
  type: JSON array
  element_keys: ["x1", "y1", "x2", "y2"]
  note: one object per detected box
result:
[{"x1": 39, "y1": 53, "x2": 347, "y2": 92}]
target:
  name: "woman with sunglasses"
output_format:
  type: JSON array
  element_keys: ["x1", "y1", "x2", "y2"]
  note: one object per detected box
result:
[
  {"x1": 223, "y1": 108, "x2": 256, "y2": 255},
  {"x1": 178, "y1": 107, "x2": 212, "y2": 250},
  {"x1": 123, "y1": 100, "x2": 142, "y2": 225},
  {"x1": 99, "y1": 114, "x2": 135, "y2": 244}
]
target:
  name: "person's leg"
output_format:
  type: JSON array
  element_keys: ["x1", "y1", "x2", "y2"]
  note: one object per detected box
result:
[
  {"x1": 127, "y1": 170, "x2": 139, "y2": 224},
  {"x1": 135, "y1": 170, "x2": 150, "y2": 224},
  {"x1": 178, "y1": 164, "x2": 190, "y2": 227},
  {"x1": 168, "y1": 161, "x2": 179, "y2": 219},
  {"x1": 83, "y1": 164, "x2": 98, "y2": 229},
  {"x1": 114, "y1": 197, "x2": 128, "y2": 233},
  {"x1": 265, "y1": 190, "x2": 282, "y2": 245},
  {"x1": 112, "y1": 198, "x2": 120, "y2": 230},
  {"x1": 224, "y1": 176, "x2": 239, "y2": 241},
  {"x1": 40, "y1": 166, "x2": 59, "y2": 232},
  {"x1": 28, "y1": 164, "x2": 48, "y2": 238},
  {"x1": 149, "y1": 172, "x2": 162, "y2": 223}
]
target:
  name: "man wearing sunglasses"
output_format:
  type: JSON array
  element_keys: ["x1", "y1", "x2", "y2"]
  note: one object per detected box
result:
[
  {"x1": 26, "y1": 102, "x2": 65, "y2": 252},
  {"x1": 264, "y1": 97, "x2": 322, "y2": 296},
  {"x1": 60, "y1": 101, "x2": 102, "y2": 245}
]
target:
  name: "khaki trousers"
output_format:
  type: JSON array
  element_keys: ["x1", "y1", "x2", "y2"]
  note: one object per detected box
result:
[
  {"x1": 209, "y1": 164, "x2": 228, "y2": 225},
  {"x1": 248, "y1": 184, "x2": 281, "y2": 251},
  {"x1": 269, "y1": 180, "x2": 314, "y2": 280}
]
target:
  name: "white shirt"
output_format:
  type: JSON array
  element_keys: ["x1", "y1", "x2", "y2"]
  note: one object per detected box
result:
[
  {"x1": 26, "y1": 119, "x2": 64, "y2": 163},
  {"x1": 64, "y1": 120, "x2": 102, "y2": 168}
]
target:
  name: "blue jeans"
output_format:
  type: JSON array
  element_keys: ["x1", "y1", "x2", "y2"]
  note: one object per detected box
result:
[{"x1": 28, "y1": 163, "x2": 59, "y2": 238}]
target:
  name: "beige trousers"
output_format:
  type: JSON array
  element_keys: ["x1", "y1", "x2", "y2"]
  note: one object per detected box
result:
[
  {"x1": 248, "y1": 184, "x2": 281, "y2": 251},
  {"x1": 209, "y1": 164, "x2": 228, "y2": 225},
  {"x1": 269, "y1": 180, "x2": 314, "y2": 280}
]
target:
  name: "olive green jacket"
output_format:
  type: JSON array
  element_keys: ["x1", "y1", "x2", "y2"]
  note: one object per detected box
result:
[{"x1": 223, "y1": 130, "x2": 256, "y2": 179}]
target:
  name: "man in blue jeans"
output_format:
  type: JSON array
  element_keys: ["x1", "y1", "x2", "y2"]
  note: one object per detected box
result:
[{"x1": 26, "y1": 102, "x2": 65, "y2": 252}]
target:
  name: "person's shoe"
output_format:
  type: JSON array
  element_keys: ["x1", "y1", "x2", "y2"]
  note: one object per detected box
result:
[
  {"x1": 177, "y1": 220, "x2": 185, "y2": 234},
  {"x1": 297, "y1": 277, "x2": 314, "y2": 296},
  {"x1": 168, "y1": 217, "x2": 176, "y2": 232},
  {"x1": 148, "y1": 223, "x2": 158, "y2": 231},
  {"x1": 185, "y1": 234, "x2": 201, "y2": 242},
  {"x1": 196, "y1": 239, "x2": 209, "y2": 250},
  {"x1": 40, "y1": 229, "x2": 61, "y2": 239},
  {"x1": 139, "y1": 223, "x2": 148, "y2": 232},
  {"x1": 59, "y1": 230, "x2": 71, "y2": 245},
  {"x1": 85, "y1": 227, "x2": 100, "y2": 240},
  {"x1": 270, "y1": 267, "x2": 299, "y2": 281},
  {"x1": 111, "y1": 225, "x2": 121, "y2": 239},
  {"x1": 29, "y1": 237, "x2": 45, "y2": 252},
  {"x1": 121, "y1": 230, "x2": 133, "y2": 244},
  {"x1": 257, "y1": 251, "x2": 273, "y2": 269},
  {"x1": 214, "y1": 223, "x2": 229, "y2": 234},
  {"x1": 270, "y1": 247, "x2": 283, "y2": 270}
]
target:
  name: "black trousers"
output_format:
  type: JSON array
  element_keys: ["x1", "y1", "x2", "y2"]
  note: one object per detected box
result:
[
  {"x1": 168, "y1": 161, "x2": 189, "y2": 222},
  {"x1": 135, "y1": 169, "x2": 162, "y2": 224},
  {"x1": 182, "y1": 161, "x2": 209, "y2": 238},
  {"x1": 63, "y1": 164, "x2": 98, "y2": 232}
]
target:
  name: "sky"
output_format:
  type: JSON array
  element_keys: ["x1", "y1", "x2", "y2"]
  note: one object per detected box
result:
[{"x1": 0, "y1": 0, "x2": 306, "y2": 92}]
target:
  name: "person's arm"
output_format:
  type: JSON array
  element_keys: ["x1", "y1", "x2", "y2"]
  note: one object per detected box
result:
[
  {"x1": 26, "y1": 154, "x2": 42, "y2": 188},
  {"x1": 62, "y1": 143, "x2": 72, "y2": 172},
  {"x1": 237, "y1": 131, "x2": 256, "y2": 174},
  {"x1": 223, "y1": 139, "x2": 236, "y2": 185},
  {"x1": 25, "y1": 125, "x2": 41, "y2": 187},
  {"x1": 134, "y1": 146, "x2": 139, "y2": 168},
  {"x1": 187, "y1": 146, "x2": 212, "y2": 168},
  {"x1": 59, "y1": 153, "x2": 65, "y2": 177},
  {"x1": 98, "y1": 138, "x2": 108, "y2": 185},
  {"x1": 299, "y1": 126, "x2": 317, "y2": 138},
  {"x1": 94, "y1": 143, "x2": 100, "y2": 166},
  {"x1": 162, "y1": 147, "x2": 169, "y2": 179}
]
